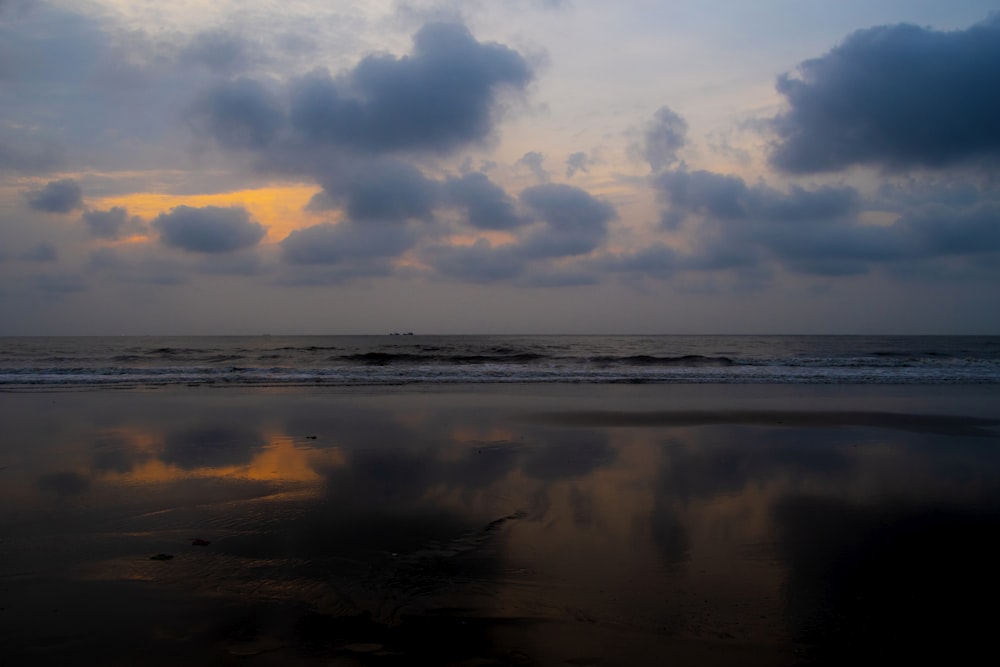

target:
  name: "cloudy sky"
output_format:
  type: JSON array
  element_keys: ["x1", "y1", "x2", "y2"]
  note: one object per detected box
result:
[{"x1": 2, "y1": 0, "x2": 998, "y2": 334}]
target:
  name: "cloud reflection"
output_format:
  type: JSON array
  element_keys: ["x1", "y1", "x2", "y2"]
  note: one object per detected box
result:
[{"x1": 3, "y1": 388, "x2": 1000, "y2": 663}]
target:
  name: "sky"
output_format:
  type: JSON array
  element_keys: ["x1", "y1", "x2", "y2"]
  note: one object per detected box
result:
[{"x1": 1, "y1": 0, "x2": 999, "y2": 335}]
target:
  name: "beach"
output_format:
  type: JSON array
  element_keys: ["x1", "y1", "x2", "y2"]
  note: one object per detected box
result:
[{"x1": 2, "y1": 383, "x2": 1000, "y2": 665}]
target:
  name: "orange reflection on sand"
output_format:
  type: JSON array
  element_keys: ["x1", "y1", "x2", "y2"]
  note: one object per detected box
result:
[
  {"x1": 88, "y1": 185, "x2": 326, "y2": 242},
  {"x1": 99, "y1": 432, "x2": 345, "y2": 486}
]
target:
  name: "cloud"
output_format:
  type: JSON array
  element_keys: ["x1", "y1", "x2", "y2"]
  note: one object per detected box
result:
[
  {"x1": 643, "y1": 106, "x2": 688, "y2": 171},
  {"x1": 281, "y1": 22, "x2": 532, "y2": 156},
  {"x1": 565, "y1": 151, "x2": 590, "y2": 178},
  {"x1": 191, "y1": 77, "x2": 285, "y2": 150},
  {"x1": 420, "y1": 182, "x2": 615, "y2": 283},
  {"x1": 313, "y1": 158, "x2": 440, "y2": 222},
  {"x1": 901, "y1": 202, "x2": 1000, "y2": 257},
  {"x1": 516, "y1": 151, "x2": 549, "y2": 182},
  {"x1": 519, "y1": 183, "x2": 616, "y2": 258},
  {"x1": 654, "y1": 168, "x2": 898, "y2": 276},
  {"x1": 655, "y1": 169, "x2": 860, "y2": 223},
  {"x1": 651, "y1": 164, "x2": 1000, "y2": 279},
  {"x1": 0, "y1": 137, "x2": 62, "y2": 173},
  {"x1": 34, "y1": 273, "x2": 86, "y2": 294},
  {"x1": 422, "y1": 239, "x2": 524, "y2": 283},
  {"x1": 25, "y1": 178, "x2": 83, "y2": 213},
  {"x1": 20, "y1": 241, "x2": 57, "y2": 262},
  {"x1": 281, "y1": 221, "x2": 417, "y2": 265},
  {"x1": 153, "y1": 205, "x2": 266, "y2": 253},
  {"x1": 445, "y1": 171, "x2": 524, "y2": 230},
  {"x1": 82, "y1": 207, "x2": 146, "y2": 240},
  {"x1": 770, "y1": 17, "x2": 1000, "y2": 173},
  {"x1": 182, "y1": 30, "x2": 259, "y2": 75},
  {"x1": 598, "y1": 243, "x2": 680, "y2": 280}
]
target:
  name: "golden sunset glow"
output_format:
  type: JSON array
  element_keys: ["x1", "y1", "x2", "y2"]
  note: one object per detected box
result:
[{"x1": 90, "y1": 185, "x2": 328, "y2": 242}]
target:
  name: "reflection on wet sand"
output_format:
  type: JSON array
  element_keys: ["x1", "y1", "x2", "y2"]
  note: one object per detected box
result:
[{"x1": 1, "y1": 385, "x2": 999, "y2": 665}]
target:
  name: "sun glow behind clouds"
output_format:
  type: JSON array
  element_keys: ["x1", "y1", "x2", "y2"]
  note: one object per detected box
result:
[{"x1": 90, "y1": 185, "x2": 325, "y2": 242}]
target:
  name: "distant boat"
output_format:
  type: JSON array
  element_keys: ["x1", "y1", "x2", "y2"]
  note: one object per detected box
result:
[{"x1": 388, "y1": 332, "x2": 414, "y2": 336}]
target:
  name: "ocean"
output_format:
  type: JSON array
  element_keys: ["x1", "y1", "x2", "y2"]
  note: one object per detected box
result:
[{"x1": 2, "y1": 334, "x2": 999, "y2": 388}]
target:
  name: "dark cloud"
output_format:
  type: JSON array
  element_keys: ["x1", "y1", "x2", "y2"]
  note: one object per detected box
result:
[
  {"x1": 516, "y1": 151, "x2": 549, "y2": 182},
  {"x1": 314, "y1": 159, "x2": 439, "y2": 221},
  {"x1": 197, "y1": 252, "x2": 266, "y2": 276},
  {"x1": 445, "y1": 171, "x2": 524, "y2": 230},
  {"x1": 20, "y1": 241, "x2": 57, "y2": 262},
  {"x1": 650, "y1": 165, "x2": 1000, "y2": 279},
  {"x1": 901, "y1": 202, "x2": 1000, "y2": 256},
  {"x1": 643, "y1": 106, "x2": 688, "y2": 171},
  {"x1": 518, "y1": 265, "x2": 599, "y2": 287},
  {"x1": 655, "y1": 169, "x2": 859, "y2": 223},
  {"x1": 598, "y1": 244, "x2": 680, "y2": 280},
  {"x1": 183, "y1": 30, "x2": 258, "y2": 75},
  {"x1": 88, "y1": 247, "x2": 125, "y2": 270},
  {"x1": 34, "y1": 273, "x2": 86, "y2": 294},
  {"x1": 82, "y1": 207, "x2": 145, "y2": 240},
  {"x1": 0, "y1": 138, "x2": 62, "y2": 173},
  {"x1": 25, "y1": 178, "x2": 83, "y2": 213},
  {"x1": 654, "y1": 168, "x2": 900, "y2": 276},
  {"x1": 770, "y1": 18, "x2": 1000, "y2": 173},
  {"x1": 519, "y1": 183, "x2": 615, "y2": 258},
  {"x1": 284, "y1": 22, "x2": 531, "y2": 155},
  {"x1": 420, "y1": 182, "x2": 615, "y2": 283},
  {"x1": 565, "y1": 151, "x2": 590, "y2": 178},
  {"x1": 422, "y1": 239, "x2": 524, "y2": 283},
  {"x1": 281, "y1": 221, "x2": 417, "y2": 265},
  {"x1": 153, "y1": 205, "x2": 266, "y2": 253},
  {"x1": 191, "y1": 78, "x2": 285, "y2": 150}
]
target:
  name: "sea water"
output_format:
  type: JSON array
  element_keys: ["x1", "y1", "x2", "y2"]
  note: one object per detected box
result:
[{"x1": 2, "y1": 334, "x2": 999, "y2": 388}]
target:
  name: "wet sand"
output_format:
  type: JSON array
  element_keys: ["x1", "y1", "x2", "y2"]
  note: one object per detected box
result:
[{"x1": 2, "y1": 384, "x2": 999, "y2": 665}]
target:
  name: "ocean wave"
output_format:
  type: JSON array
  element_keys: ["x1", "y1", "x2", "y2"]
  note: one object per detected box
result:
[{"x1": 3, "y1": 335, "x2": 1000, "y2": 388}]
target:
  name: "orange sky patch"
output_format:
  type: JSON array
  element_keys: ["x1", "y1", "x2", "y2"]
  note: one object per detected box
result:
[{"x1": 89, "y1": 185, "x2": 330, "y2": 242}]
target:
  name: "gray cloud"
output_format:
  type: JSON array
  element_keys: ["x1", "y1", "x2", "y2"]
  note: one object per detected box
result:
[
  {"x1": 770, "y1": 17, "x2": 1000, "y2": 173},
  {"x1": 314, "y1": 159, "x2": 440, "y2": 222},
  {"x1": 0, "y1": 138, "x2": 62, "y2": 173},
  {"x1": 420, "y1": 182, "x2": 616, "y2": 283},
  {"x1": 34, "y1": 273, "x2": 86, "y2": 294},
  {"x1": 445, "y1": 171, "x2": 524, "y2": 230},
  {"x1": 281, "y1": 221, "x2": 418, "y2": 265},
  {"x1": 154, "y1": 205, "x2": 266, "y2": 253},
  {"x1": 654, "y1": 168, "x2": 896, "y2": 276},
  {"x1": 655, "y1": 169, "x2": 860, "y2": 223},
  {"x1": 183, "y1": 30, "x2": 259, "y2": 75},
  {"x1": 651, "y1": 165, "x2": 1000, "y2": 279},
  {"x1": 20, "y1": 241, "x2": 57, "y2": 262},
  {"x1": 283, "y1": 22, "x2": 531, "y2": 156},
  {"x1": 82, "y1": 207, "x2": 146, "y2": 240},
  {"x1": 422, "y1": 239, "x2": 524, "y2": 283},
  {"x1": 644, "y1": 106, "x2": 688, "y2": 171},
  {"x1": 565, "y1": 151, "x2": 590, "y2": 178},
  {"x1": 598, "y1": 243, "x2": 680, "y2": 280},
  {"x1": 25, "y1": 178, "x2": 83, "y2": 213},
  {"x1": 516, "y1": 151, "x2": 549, "y2": 182},
  {"x1": 519, "y1": 183, "x2": 616, "y2": 258},
  {"x1": 191, "y1": 77, "x2": 285, "y2": 150},
  {"x1": 901, "y1": 202, "x2": 1000, "y2": 257}
]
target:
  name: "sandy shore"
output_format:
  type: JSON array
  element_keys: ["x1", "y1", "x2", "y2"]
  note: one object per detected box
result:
[{"x1": 2, "y1": 384, "x2": 999, "y2": 665}]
